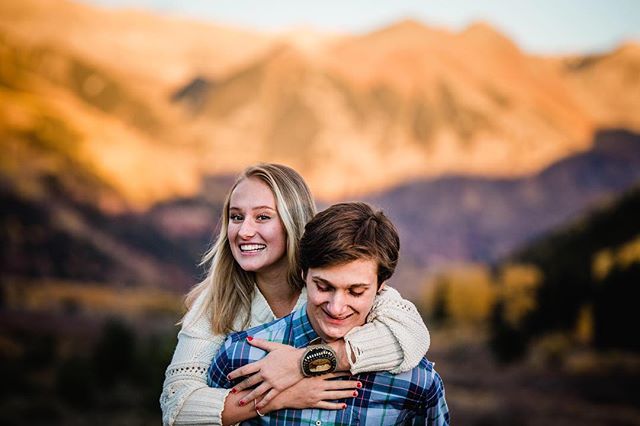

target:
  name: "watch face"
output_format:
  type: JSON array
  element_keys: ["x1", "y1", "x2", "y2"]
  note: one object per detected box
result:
[
  {"x1": 302, "y1": 345, "x2": 337, "y2": 376},
  {"x1": 309, "y1": 358, "x2": 333, "y2": 374}
]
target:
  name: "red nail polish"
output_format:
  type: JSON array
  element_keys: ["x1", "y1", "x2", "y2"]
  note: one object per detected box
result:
[
  {"x1": 247, "y1": 336, "x2": 253, "y2": 342},
  {"x1": 239, "y1": 400, "x2": 245, "y2": 406},
  {"x1": 231, "y1": 388, "x2": 237, "y2": 394},
  {"x1": 353, "y1": 391, "x2": 358, "y2": 397},
  {"x1": 357, "y1": 382, "x2": 362, "y2": 388},
  {"x1": 342, "y1": 403, "x2": 347, "y2": 409}
]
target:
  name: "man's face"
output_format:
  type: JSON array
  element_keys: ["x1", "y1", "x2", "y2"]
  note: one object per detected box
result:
[{"x1": 305, "y1": 259, "x2": 381, "y2": 342}]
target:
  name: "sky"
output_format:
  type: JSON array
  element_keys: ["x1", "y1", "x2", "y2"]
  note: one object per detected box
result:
[{"x1": 80, "y1": 0, "x2": 639, "y2": 55}]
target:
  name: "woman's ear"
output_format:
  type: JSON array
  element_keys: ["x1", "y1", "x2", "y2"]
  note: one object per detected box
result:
[{"x1": 377, "y1": 281, "x2": 386, "y2": 294}]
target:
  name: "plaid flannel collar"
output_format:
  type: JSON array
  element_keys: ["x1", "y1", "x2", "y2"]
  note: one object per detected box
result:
[{"x1": 289, "y1": 303, "x2": 322, "y2": 348}]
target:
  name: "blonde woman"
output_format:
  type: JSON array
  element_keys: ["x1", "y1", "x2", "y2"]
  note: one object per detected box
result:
[{"x1": 160, "y1": 163, "x2": 430, "y2": 425}]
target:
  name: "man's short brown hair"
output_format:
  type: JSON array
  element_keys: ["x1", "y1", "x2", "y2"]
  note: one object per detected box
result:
[{"x1": 299, "y1": 202, "x2": 400, "y2": 286}]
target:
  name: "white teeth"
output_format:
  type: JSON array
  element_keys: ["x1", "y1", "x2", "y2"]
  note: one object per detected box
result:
[{"x1": 239, "y1": 244, "x2": 266, "y2": 252}]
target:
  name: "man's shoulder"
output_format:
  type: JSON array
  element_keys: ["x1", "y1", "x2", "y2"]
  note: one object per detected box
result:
[
  {"x1": 361, "y1": 357, "x2": 442, "y2": 396},
  {"x1": 405, "y1": 357, "x2": 442, "y2": 387}
]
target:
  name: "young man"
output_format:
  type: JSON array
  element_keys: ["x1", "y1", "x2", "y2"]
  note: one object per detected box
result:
[{"x1": 208, "y1": 202, "x2": 449, "y2": 425}]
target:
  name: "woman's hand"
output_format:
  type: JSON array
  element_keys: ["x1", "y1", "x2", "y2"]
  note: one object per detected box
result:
[
  {"x1": 259, "y1": 372, "x2": 361, "y2": 412},
  {"x1": 227, "y1": 338, "x2": 305, "y2": 407}
]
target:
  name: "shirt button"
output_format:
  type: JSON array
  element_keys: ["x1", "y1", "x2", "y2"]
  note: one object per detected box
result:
[{"x1": 315, "y1": 421, "x2": 322, "y2": 426}]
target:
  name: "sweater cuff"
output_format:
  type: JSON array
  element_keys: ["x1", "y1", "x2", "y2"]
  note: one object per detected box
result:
[
  {"x1": 344, "y1": 322, "x2": 403, "y2": 374},
  {"x1": 174, "y1": 386, "x2": 232, "y2": 425}
]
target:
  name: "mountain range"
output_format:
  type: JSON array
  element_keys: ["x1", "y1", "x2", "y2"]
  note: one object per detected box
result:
[
  {"x1": 1, "y1": 0, "x2": 640, "y2": 298},
  {"x1": 3, "y1": 129, "x2": 639, "y2": 297},
  {"x1": 1, "y1": 0, "x2": 639, "y2": 206}
]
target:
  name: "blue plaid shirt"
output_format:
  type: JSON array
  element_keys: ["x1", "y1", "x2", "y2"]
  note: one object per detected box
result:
[{"x1": 207, "y1": 305, "x2": 449, "y2": 425}]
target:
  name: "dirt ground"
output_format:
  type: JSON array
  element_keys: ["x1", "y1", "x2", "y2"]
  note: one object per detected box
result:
[{"x1": 428, "y1": 328, "x2": 640, "y2": 426}]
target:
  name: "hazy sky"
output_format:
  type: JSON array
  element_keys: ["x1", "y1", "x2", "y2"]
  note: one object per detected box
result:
[{"x1": 81, "y1": 0, "x2": 639, "y2": 55}]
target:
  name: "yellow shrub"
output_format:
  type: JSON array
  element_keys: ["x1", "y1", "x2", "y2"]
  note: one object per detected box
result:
[
  {"x1": 498, "y1": 263, "x2": 542, "y2": 328},
  {"x1": 592, "y1": 234, "x2": 640, "y2": 281}
]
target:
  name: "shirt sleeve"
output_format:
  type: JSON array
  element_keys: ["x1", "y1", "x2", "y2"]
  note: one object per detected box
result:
[
  {"x1": 207, "y1": 337, "x2": 235, "y2": 388},
  {"x1": 344, "y1": 286, "x2": 431, "y2": 374},
  {"x1": 414, "y1": 368, "x2": 450, "y2": 425}
]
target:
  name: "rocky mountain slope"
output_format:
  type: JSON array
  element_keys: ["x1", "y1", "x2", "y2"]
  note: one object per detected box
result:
[{"x1": 1, "y1": 0, "x2": 639, "y2": 204}]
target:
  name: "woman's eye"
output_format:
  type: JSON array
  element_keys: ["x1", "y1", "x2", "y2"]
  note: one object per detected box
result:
[
  {"x1": 229, "y1": 214, "x2": 243, "y2": 222},
  {"x1": 257, "y1": 214, "x2": 271, "y2": 221},
  {"x1": 350, "y1": 291, "x2": 364, "y2": 297},
  {"x1": 316, "y1": 284, "x2": 330, "y2": 292}
]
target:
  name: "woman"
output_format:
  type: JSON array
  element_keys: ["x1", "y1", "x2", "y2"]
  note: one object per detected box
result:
[{"x1": 160, "y1": 163, "x2": 430, "y2": 425}]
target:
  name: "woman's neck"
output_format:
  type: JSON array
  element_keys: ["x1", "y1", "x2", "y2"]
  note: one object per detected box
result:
[{"x1": 256, "y1": 270, "x2": 300, "y2": 318}]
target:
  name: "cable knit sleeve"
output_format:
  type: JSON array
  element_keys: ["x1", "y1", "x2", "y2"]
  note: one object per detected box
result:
[
  {"x1": 160, "y1": 290, "x2": 276, "y2": 425},
  {"x1": 160, "y1": 292, "x2": 231, "y2": 426},
  {"x1": 344, "y1": 285, "x2": 430, "y2": 375}
]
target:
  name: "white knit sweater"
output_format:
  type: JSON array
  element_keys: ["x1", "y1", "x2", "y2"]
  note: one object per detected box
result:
[{"x1": 160, "y1": 286, "x2": 430, "y2": 425}]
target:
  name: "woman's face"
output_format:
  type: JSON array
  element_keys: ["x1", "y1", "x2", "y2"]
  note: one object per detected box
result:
[{"x1": 227, "y1": 177, "x2": 287, "y2": 277}]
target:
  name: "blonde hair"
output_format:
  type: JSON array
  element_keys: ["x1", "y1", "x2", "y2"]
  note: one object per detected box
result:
[{"x1": 183, "y1": 163, "x2": 316, "y2": 334}]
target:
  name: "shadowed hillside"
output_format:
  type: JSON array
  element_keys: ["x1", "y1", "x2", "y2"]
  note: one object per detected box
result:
[
  {"x1": 371, "y1": 129, "x2": 640, "y2": 275},
  {"x1": 493, "y1": 183, "x2": 640, "y2": 355}
]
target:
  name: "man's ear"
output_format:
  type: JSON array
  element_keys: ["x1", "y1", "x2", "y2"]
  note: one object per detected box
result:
[{"x1": 377, "y1": 281, "x2": 386, "y2": 294}]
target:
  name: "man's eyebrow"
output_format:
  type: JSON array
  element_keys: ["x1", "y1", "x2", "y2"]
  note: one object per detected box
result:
[{"x1": 312, "y1": 276, "x2": 371, "y2": 288}]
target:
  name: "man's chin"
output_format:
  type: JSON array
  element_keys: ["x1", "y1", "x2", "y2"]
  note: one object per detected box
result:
[{"x1": 317, "y1": 324, "x2": 349, "y2": 342}]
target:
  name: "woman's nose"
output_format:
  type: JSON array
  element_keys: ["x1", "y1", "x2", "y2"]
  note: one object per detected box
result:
[{"x1": 238, "y1": 219, "x2": 256, "y2": 238}]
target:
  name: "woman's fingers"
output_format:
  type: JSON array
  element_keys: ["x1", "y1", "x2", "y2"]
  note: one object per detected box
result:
[
  {"x1": 246, "y1": 337, "x2": 287, "y2": 352},
  {"x1": 255, "y1": 387, "x2": 280, "y2": 409},
  {"x1": 233, "y1": 372, "x2": 263, "y2": 392},
  {"x1": 322, "y1": 390, "x2": 359, "y2": 401},
  {"x1": 324, "y1": 372, "x2": 352, "y2": 379},
  {"x1": 322, "y1": 379, "x2": 361, "y2": 390},
  {"x1": 240, "y1": 381, "x2": 271, "y2": 406},
  {"x1": 315, "y1": 401, "x2": 349, "y2": 410},
  {"x1": 228, "y1": 360, "x2": 262, "y2": 381}
]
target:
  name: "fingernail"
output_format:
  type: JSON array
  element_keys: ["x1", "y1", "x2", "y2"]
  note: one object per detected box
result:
[
  {"x1": 227, "y1": 374, "x2": 232, "y2": 380},
  {"x1": 342, "y1": 403, "x2": 347, "y2": 409},
  {"x1": 231, "y1": 388, "x2": 237, "y2": 394},
  {"x1": 239, "y1": 400, "x2": 245, "y2": 406},
  {"x1": 247, "y1": 336, "x2": 253, "y2": 342},
  {"x1": 353, "y1": 391, "x2": 358, "y2": 397},
  {"x1": 357, "y1": 382, "x2": 362, "y2": 388}
]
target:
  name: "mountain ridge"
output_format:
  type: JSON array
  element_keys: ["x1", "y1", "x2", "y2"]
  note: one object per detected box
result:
[{"x1": 1, "y1": 0, "x2": 639, "y2": 205}]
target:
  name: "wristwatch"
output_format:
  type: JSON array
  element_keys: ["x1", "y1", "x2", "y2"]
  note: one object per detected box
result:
[{"x1": 300, "y1": 344, "x2": 337, "y2": 376}]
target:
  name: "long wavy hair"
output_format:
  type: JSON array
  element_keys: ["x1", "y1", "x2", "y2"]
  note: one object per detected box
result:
[{"x1": 183, "y1": 163, "x2": 316, "y2": 334}]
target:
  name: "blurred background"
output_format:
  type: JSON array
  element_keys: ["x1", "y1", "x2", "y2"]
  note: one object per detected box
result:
[{"x1": 1, "y1": 0, "x2": 640, "y2": 424}]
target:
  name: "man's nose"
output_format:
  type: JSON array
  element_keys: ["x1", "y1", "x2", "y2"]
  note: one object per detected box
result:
[{"x1": 326, "y1": 292, "x2": 347, "y2": 316}]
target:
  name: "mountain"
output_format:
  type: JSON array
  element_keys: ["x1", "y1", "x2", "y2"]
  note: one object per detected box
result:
[
  {"x1": 2, "y1": 0, "x2": 640, "y2": 204},
  {"x1": 4, "y1": 127, "x2": 637, "y2": 296},
  {"x1": 0, "y1": 172, "x2": 237, "y2": 291},
  {"x1": 368, "y1": 129, "x2": 640, "y2": 270},
  {"x1": 0, "y1": 0, "x2": 274, "y2": 91},
  {"x1": 2, "y1": 0, "x2": 640, "y2": 296}
]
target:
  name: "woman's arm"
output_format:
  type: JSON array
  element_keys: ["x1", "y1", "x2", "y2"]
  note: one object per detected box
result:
[
  {"x1": 160, "y1": 315, "x2": 230, "y2": 425},
  {"x1": 343, "y1": 285, "x2": 430, "y2": 374},
  {"x1": 161, "y1": 291, "x2": 262, "y2": 426},
  {"x1": 231, "y1": 286, "x2": 430, "y2": 409}
]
